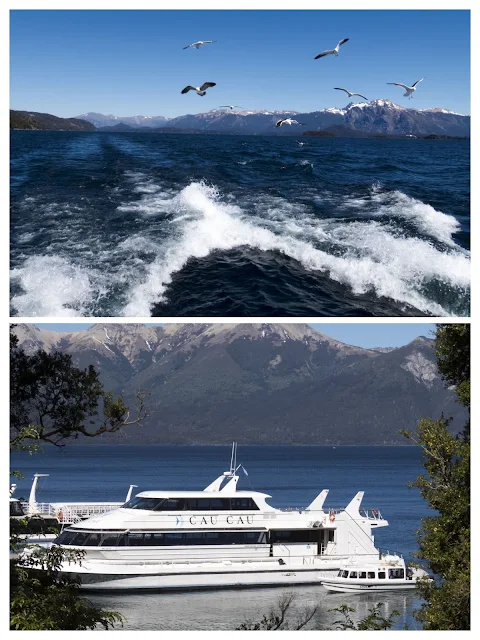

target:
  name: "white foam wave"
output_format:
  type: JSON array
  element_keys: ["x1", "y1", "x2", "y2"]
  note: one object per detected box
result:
[
  {"x1": 343, "y1": 189, "x2": 461, "y2": 247},
  {"x1": 122, "y1": 182, "x2": 470, "y2": 316},
  {"x1": 10, "y1": 256, "x2": 104, "y2": 317}
]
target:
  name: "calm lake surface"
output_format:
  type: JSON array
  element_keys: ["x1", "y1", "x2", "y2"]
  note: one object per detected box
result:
[
  {"x1": 10, "y1": 132, "x2": 470, "y2": 317},
  {"x1": 11, "y1": 445, "x2": 429, "y2": 630}
]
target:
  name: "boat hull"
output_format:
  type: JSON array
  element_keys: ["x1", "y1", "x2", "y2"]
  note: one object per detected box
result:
[
  {"x1": 62, "y1": 561, "x2": 340, "y2": 591},
  {"x1": 321, "y1": 580, "x2": 417, "y2": 593},
  {"x1": 76, "y1": 570, "x2": 327, "y2": 591}
]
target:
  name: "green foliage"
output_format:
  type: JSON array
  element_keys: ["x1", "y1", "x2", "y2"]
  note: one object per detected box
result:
[
  {"x1": 401, "y1": 323, "x2": 470, "y2": 630},
  {"x1": 10, "y1": 547, "x2": 123, "y2": 630},
  {"x1": 10, "y1": 333, "x2": 149, "y2": 449},
  {"x1": 435, "y1": 323, "x2": 470, "y2": 415},
  {"x1": 10, "y1": 328, "x2": 149, "y2": 630},
  {"x1": 330, "y1": 603, "x2": 400, "y2": 630}
]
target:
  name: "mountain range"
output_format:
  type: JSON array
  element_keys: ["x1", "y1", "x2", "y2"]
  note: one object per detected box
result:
[
  {"x1": 12, "y1": 323, "x2": 465, "y2": 446},
  {"x1": 74, "y1": 100, "x2": 470, "y2": 136}
]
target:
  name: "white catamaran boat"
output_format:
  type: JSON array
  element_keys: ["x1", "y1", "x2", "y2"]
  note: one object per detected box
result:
[
  {"x1": 320, "y1": 555, "x2": 430, "y2": 593},
  {"x1": 50, "y1": 444, "x2": 394, "y2": 591}
]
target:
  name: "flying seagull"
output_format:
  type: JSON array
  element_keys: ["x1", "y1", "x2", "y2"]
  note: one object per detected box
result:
[
  {"x1": 315, "y1": 38, "x2": 349, "y2": 59},
  {"x1": 219, "y1": 105, "x2": 243, "y2": 110},
  {"x1": 183, "y1": 40, "x2": 216, "y2": 49},
  {"x1": 276, "y1": 118, "x2": 305, "y2": 127},
  {"x1": 387, "y1": 78, "x2": 424, "y2": 99},
  {"x1": 181, "y1": 82, "x2": 216, "y2": 96},
  {"x1": 334, "y1": 87, "x2": 368, "y2": 101}
]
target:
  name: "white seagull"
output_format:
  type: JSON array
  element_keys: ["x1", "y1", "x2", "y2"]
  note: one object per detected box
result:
[
  {"x1": 219, "y1": 105, "x2": 244, "y2": 110},
  {"x1": 183, "y1": 40, "x2": 216, "y2": 50},
  {"x1": 181, "y1": 82, "x2": 216, "y2": 96},
  {"x1": 387, "y1": 78, "x2": 424, "y2": 99},
  {"x1": 315, "y1": 38, "x2": 349, "y2": 59},
  {"x1": 334, "y1": 87, "x2": 368, "y2": 101},
  {"x1": 276, "y1": 118, "x2": 306, "y2": 127}
]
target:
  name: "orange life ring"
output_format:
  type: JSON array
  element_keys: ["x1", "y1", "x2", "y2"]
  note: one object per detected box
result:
[
  {"x1": 57, "y1": 510, "x2": 64, "y2": 522},
  {"x1": 329, "y1": 511, "x2": 336, "y2": 523}
]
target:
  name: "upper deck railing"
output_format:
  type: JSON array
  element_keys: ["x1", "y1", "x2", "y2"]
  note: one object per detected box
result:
[
  {"x1": 278, "y1": 506, "x2": 384, "y2": 520},
  {"x1": 20, "y1": 501, "x2": 122, "y2": 524}
]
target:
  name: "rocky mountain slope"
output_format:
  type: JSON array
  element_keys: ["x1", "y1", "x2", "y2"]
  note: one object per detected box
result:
[
  {"x1": 75, "y1": 101, "x2": 470, "y2": 136},
  {"x1": 10, "y1": 110, "x2": 95, "y2": 131},
  {"x1": 13, "y1": 323, "x2": 465, "y2": 445}
]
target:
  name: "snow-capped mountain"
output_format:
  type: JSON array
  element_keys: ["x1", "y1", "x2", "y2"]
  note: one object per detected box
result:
[
  {"x1": 74, "y1": 112, "x2": 170, "y2": 129},
  {"x1": 75, "y1": 101, "x2": 469, "y2": 136},
  {"x1": 166, "y1": 100, "x2": 470, "y2": 136}
]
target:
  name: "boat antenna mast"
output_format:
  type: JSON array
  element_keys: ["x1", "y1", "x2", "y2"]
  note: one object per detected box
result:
[
  {"x1": 229, "y1": 441, "x2": 238, "y2": 477},
  {"x1": 203, "y1": 442, "x2": 241, "y2": 492}
]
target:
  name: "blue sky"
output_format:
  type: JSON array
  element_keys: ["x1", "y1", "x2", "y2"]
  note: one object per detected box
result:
[
  {"x1": 33, "y1": 323, "x2": 436, "y2": 348},
  {"x1": 10, "y1": 10, "x2": 470, "y2": 118}
]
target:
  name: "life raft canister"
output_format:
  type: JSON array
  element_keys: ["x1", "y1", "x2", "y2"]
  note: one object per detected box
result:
[{"x1": 329, "y1": 510, "x2": 336, "y2": 522}]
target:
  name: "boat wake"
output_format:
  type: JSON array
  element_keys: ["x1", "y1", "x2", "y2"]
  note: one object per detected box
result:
[{"x1": 10, "y1": 177, "x2": 470, "y2": 317}]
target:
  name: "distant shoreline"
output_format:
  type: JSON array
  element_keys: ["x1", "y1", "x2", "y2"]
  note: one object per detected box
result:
[{"x1": 10, "y1": 129, "x2": 470, "y2": 140}]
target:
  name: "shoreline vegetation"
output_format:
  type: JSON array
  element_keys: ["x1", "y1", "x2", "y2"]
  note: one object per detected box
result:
[{"x1": 10, "y1": 109, "x2": 469, "y2": 139}]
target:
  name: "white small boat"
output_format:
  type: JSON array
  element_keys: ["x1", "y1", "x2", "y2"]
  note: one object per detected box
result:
[{"x1": 320, "y1": 554, "x2": 429, "y2": 593}]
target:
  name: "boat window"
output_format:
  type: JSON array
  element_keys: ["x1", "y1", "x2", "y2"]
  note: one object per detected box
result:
[
  {"x1": 270, "y1": 530, "x2": 318, "y2": 543},
  {"x1": 55, "y1": 530, "x2": 77, "y2": 545},
  {"x1": 388, "y1": 568, "x2": 405, "y2": 579},
  {"x1": 164, "y1": 499, "x2": 185, "y2": 510},
  {"x1": 127, "y1": 533, "x2": 146, "y2": 546},
  {"x1": 150, "y1": 533, "x2": 166, "y2": 543},
  {"x1": 349, "y1": 571, "x2": 358, "y2": 579},
  {"x1": 207, "y1": 498, "x2": 228, "y2": 510},
  {"x1": 231, "y1": 498, "x2": 259, "y2": 510},
  {"x1": 10, "y1": 501, "x2": 25, "y2": 516},
  {"x1": 122, "y1": 497, "x2": 187, "y2": 511},
  {"x1": 206, "y1": 532, "x2": 219, "y2": 540},
  {"x1": 368, "y1": 572, "x2": 375, "y2": 579},
  {"x1": 378, "y1": 571, "x2": 386, "y2": 579},
  {"x1": 58, "y1": 530, "x2": 268, "y2": 547},
  {"x1": 341, "y1": 571, "x2": 349, "y2": 578},
  {"x1": 84, "y1": 533, "x2": 102, "y2": 546},
  {"x1": 184, "y1": 498, "x2": 232, "y2": 510},
  {"x1": 122, "y1": 497, "x2": 164, "y2": 510},
  {"x1": 337, "y1": 571, "x2": 343, "y2": 577},
  {"x1": 71, "y1": 532, "x2": 89, "y2": 546},
  {"x1": 132, "y1": 531, "x2": 267, "y2": 546},
  {"x1": 359, "y1": 572, "x2": 367, "y2": 579},
  {"x1": 100, "y1": 534, "x2": 120, "y2": 546},
  {"x1": 328, "y1": 530, "x2": 335, "y2": 543},
  {"x1": 117, "y1": 534, "x2": 128, "y2": 546}
]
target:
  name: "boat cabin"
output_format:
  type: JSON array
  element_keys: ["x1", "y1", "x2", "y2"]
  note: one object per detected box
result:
[{"x1": 336, "y1": 566, "x2": 407, "y2": 580}]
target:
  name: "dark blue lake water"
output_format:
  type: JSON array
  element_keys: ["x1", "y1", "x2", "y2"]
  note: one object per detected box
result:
[
  {"x1": 10, "y1": 132, "x2": 470, "y2": 318},
  {"x1": 11, "y1": 445, "x2": 429, "y2": 629}
]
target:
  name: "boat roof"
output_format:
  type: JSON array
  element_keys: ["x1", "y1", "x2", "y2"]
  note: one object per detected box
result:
[{"x1": 134, "y1": 491, "x2": 272, "y2": 499}]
